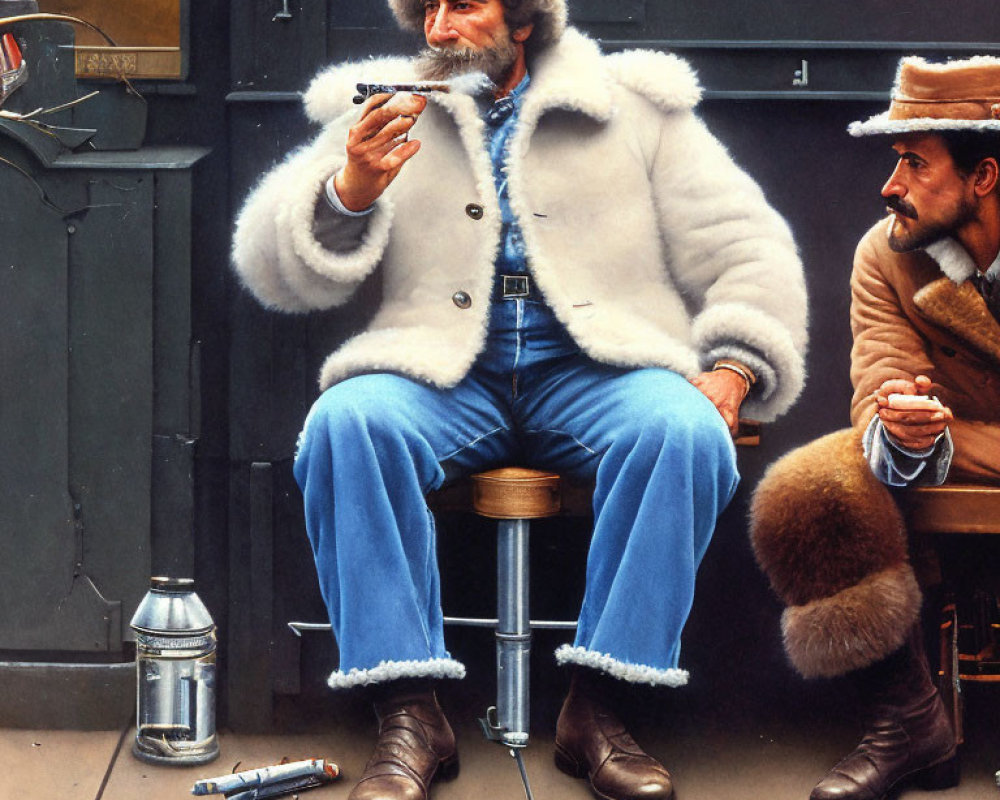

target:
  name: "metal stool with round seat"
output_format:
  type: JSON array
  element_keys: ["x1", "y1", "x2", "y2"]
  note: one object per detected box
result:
[{"x1": 288, "y1": 420, "x2": 762, "y2": 797}]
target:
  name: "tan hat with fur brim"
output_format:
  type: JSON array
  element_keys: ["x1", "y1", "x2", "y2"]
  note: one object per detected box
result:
[{"x1": 849, "y1": 55, "x2": 1000, "y2": 137}]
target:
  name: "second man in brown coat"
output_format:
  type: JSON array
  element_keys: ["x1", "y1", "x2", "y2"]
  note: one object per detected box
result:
[{"x1": 751, "y1": 56, "x2": 1000, "y2": 800}]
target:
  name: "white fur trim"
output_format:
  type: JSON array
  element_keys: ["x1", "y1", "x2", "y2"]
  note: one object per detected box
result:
[
  {"x1": 605, "y1": 48, "x2": 702, "y2": 112},
  {"x1": 924, "y1": 237, "x2": 978, "y2": 284},
  {"x1": 515, "y1": 31, "x2": 701, "y2": 131},
  {"x1": 849, "y1": 112, "x2": 1000, "y2": 137},
  {"x1": 883, "y1": 218, "x2": 979, "y2": 285},
  {"x1": 288, "y1": 162, "x2": 396, "y2": 286},
  {"x1": 232, "y1": 138, "x2": 392, "y2": 311},
  {"x1": 318, "y1": 326, "x2": 479, "y2": 391},
  {"x1": 516, "y1": 30, "x2": 614, "y2": 125},
  {"x1": 326, "y1": 657, "x2": 466, "y2": 690},
  {"x1": 554, "y1": 645, "x2": 689, "y2": 687},
  {"x1": 231, "y1": 131, "x2": 396, "y2": 313},
  {"x1": 692, "y1": 303, "x2": 806, "y2": 422},
  {"x1": 905, "y1": 54, "x2": 1000, "y2": 71}
]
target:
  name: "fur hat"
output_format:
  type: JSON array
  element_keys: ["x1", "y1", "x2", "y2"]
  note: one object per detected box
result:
[
  {"x1": 749, "y1": 428, "x2": 922, "y2": 678},
  {"x1": 850, "y1": 55, "x2": 1000, "y2": 137},
  {"x1": 387, "y1": 0, "x2": 567, "y2": 49}
]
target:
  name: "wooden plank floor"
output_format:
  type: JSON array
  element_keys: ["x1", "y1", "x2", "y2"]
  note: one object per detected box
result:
[{"x1": 4, "y1": 682, "x2": 998, "y2": 800}]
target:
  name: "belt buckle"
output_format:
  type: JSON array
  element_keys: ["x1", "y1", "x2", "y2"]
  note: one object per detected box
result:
[{"x1": 502, "y1": 274, "x2": 529, "y2": 298}]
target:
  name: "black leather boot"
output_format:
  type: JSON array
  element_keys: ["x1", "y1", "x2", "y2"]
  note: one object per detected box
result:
[{"x1": 809, "y1": 627, "x2": 958, "y2": 800}]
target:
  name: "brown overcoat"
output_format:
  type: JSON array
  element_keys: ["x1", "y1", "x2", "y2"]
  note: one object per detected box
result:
[{"x1": 850, "y1": 219, "x2": 1000, "y2": 482}]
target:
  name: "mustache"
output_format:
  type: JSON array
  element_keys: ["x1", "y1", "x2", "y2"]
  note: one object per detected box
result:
[
  {"x1": 415, "y1": 40, "x2": 517, "y2": 84},
  {"x1": 885, "y1": 194, "x2": 918, "y2": 220}
]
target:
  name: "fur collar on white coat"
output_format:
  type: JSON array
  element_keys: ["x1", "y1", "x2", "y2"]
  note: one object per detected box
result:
[
  {"x1": 302, "y1": 31, "x2": 702, "y2": 125},
  {"x1": 232, "y1": 29, "x2": 807, "y2": 422}
]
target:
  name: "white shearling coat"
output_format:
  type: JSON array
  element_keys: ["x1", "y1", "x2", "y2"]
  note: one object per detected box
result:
[{"x1": 232, "y1": 29, "x2": 807, "y2": 421}]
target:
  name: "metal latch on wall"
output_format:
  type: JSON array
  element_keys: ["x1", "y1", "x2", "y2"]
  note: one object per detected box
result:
[
  {"x1": 793, "y1": 59, "x2": 809, "y2": 86},
  {"x1": 272, "y1": 0, "x2": 293, "y2": 22}
]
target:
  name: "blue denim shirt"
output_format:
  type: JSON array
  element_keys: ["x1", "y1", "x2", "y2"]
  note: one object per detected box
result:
[
  {"x1": 481, "y1": 76, "x2": 575, "y2": 354},
  {"x1": 483, "y1": 74, "x2": 530, "y2": 280}
]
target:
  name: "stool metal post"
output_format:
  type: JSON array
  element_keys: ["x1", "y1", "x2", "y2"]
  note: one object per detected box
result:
[
  {"x1": 471, "y1": 467, "x2": 560, "y2": 752},
  {"x1": 497, "y1": 517, "x2": 531, "y2": 748}
]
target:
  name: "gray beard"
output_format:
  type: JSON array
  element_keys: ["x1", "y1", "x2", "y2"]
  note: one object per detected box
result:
[{"x1": 415, "y1": 40, "x2": 518, "y2": 86}]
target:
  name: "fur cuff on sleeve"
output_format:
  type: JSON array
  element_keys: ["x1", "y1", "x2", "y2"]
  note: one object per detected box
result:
[
  {"x1": 232, "y1": 137, "x2": 394, "y2": 313},
  {"x1": 692, "y1": 302, "x2": 805, "y2": 421}
]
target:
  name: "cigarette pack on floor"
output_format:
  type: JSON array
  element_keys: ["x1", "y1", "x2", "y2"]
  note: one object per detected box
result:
[{"x1": 192, "y1": 758, "x2": 340, "y2": 798}]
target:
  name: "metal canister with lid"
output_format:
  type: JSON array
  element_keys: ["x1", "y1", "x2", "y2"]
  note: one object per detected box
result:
[{"x1": 130, "y1": 577, "x2": 219, "y2": 765}]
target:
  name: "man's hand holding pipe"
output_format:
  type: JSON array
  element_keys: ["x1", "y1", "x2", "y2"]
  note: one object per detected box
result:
[
  {"x1": 874, "y1": 374, "x2": 953, "y2": 452},
  {"x1": 333, "y1": 92, "x2": 428, "y2": 212}
]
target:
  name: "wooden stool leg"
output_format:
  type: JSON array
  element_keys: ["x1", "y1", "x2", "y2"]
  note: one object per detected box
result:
[{"x1": 496, "y1": 518, "x2": 531, "y2": 748}]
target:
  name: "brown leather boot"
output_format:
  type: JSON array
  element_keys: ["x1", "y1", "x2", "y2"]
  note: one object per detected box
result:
[
  {"x1": 554, "y1": 671, "x2": 674, "y2": 800},
  {"x1": 810, "y1": 628, "x2": 958, "y2": 800},
  {"x1": 348, "y1": 689, "x2": 459, "y2": 800}
]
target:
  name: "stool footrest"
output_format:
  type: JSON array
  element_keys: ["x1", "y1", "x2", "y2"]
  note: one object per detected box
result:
[
  {"x1": 442, "y1": 616, "x2": 577, "y2": 630},
  {"x1": 288, "y1": 618, "x2": 577, "y2": 633}
]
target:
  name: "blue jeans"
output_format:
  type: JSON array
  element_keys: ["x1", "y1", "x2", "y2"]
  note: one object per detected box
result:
[{"x1": 294, "y1": 295, "x2": 739, "y2": 689}]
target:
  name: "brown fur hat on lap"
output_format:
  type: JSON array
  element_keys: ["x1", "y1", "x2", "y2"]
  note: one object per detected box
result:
[
  {"x1": 387, "y1": 0, "x2": 568, "y2": 49},
  {"x1": 750, "y1": 428, "x2": 909, "y2": 606},
  {"x1": 749, "y1": 428, "x2": 922, "y2": 678}
]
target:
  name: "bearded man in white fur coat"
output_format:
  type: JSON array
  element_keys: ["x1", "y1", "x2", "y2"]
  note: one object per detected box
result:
[{"x1": 232, "y1": 1, "x2": 806, "y2": 798}]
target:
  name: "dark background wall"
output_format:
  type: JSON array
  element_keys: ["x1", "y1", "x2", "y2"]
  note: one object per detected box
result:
[{"x1": 2, "y1": 0, "x2": 996, "y2": 730}]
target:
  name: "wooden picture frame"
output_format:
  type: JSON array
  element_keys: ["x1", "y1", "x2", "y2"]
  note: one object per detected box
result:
[{"x1": 36, "y1": 0, "x2": 189, "y2": 80}]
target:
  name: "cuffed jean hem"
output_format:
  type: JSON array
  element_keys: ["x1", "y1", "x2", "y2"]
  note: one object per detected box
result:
[
  {"x1": 554, "y1": 645, "x2": 690, "y2": 688},
  {"x1": 326, "y1": 658, "x2": 467, "y2": 690}
]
